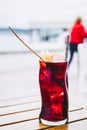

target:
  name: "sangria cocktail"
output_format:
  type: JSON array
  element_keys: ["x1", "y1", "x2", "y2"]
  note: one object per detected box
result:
[{"x1": 39, "y1": 51, "x2": 68, "y2": 126}]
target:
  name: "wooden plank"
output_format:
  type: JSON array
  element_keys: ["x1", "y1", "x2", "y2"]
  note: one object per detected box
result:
[
  {"x1": 0, "y1": 96, "x2": 40, "y2": 108},
  {"x1": 0, "y1": 101, "x2": 82, "y2": 116},
  {"x1": 0, "y1": 110, "x2": 87, "y2": 130},
  {"x1": 0, "y1": 119, "x2": 48, "y2": 130},
  {"x1": 69, "y1": 95, "x2": 87, "y2": 108},
  {"x1": 69, "y1": 104, "x2": 83, "y2": 112},
  {"x1": 43, "y1": 120, "x2": 87, "y2": 130},
  {"x1": 0, "y1": 94, "x2": 83, "y2": 116},
  {"x1": 0, "y1": 109, "x2": 40, "y2": 126},
  {"x1": 0, "y1": 108, "x2": 87, "y2": 127},
  {"x1": 69, "y1": 109, "x2": 87, "y2": 122},
  {"x1": 1, "y1": 94, "x2": 86, "y2": 109},
  {"x1": 0, "y1": 102, "x2": 41, "y2": 116}
]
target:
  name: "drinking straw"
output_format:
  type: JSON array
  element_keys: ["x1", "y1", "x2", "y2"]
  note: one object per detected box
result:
[
  {"x1": 65, "y1": 35, "x2": 69, "y2": 61},
  {"x1": 8, "y1": 27, "x2": 44, "y2": 61}
]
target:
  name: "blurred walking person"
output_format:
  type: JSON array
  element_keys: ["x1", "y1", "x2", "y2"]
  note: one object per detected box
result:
[{"x1": 69, "y1": 16, "x2": 87, "y2": 67}]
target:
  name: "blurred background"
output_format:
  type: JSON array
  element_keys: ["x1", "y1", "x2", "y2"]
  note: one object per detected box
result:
[{"x1": 0, "y1": 0, "x2": 87, "y2": 100}]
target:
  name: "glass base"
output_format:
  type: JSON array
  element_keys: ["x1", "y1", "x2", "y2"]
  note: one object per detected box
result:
[{"x1": 40, "y1": 118, "x2": 67, "y2": 126}]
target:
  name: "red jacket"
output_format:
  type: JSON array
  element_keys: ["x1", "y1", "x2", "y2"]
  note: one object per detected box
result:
[{"x1": 70, "y1": 22, "x2": 87, "y2": 44}]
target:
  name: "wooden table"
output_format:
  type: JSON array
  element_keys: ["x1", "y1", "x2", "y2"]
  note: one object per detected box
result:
[{"x1": 0, "y1": 94, "x2": 87, "y2": 130}]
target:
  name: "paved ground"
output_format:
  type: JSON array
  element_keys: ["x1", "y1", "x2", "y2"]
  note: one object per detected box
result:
[{"x1": 0, "y1": 44, "x2": 87, "y2": 100}]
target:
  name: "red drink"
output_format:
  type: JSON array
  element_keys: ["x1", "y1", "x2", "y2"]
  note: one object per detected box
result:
[{"x1": 39, "y1": 60, "x2": 68, "y2": 126}]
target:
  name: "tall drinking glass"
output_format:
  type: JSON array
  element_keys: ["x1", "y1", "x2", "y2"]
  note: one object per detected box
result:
[{"x1": 39, "y1": 60, "x2": 68, "y2": 126}]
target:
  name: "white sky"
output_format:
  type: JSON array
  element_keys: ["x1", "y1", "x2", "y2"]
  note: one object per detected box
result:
[{"x1": 0, "y1": 0, "x2": 87, "y2": 28}]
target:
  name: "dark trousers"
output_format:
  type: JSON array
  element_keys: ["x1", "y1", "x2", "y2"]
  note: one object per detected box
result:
[{"x1": 69, "y1": 43, "x2": 78, "y2": 66}]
